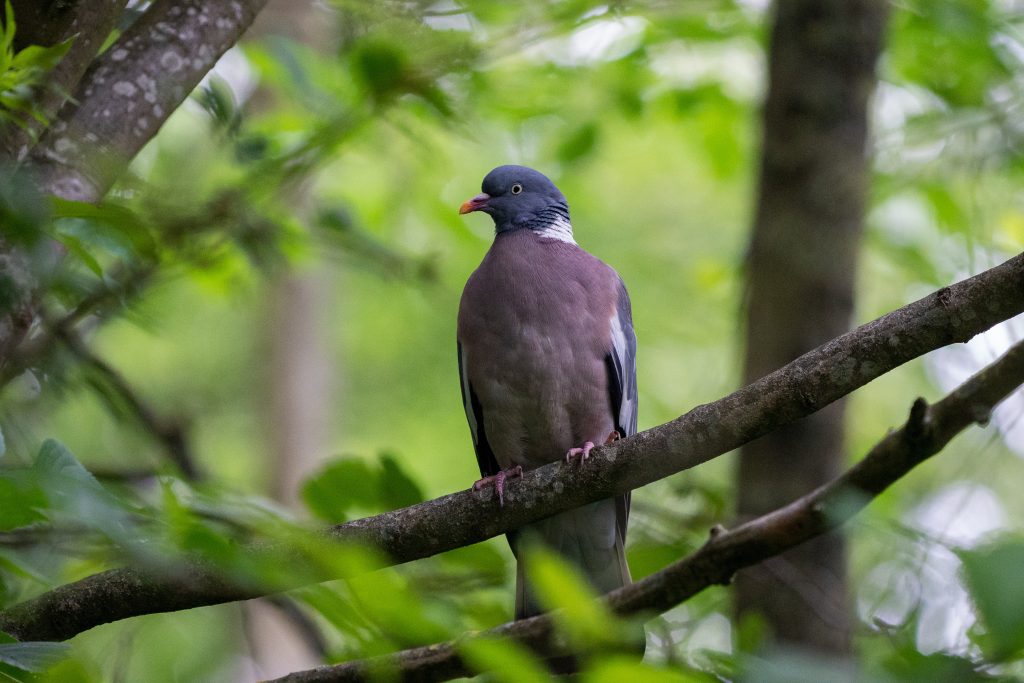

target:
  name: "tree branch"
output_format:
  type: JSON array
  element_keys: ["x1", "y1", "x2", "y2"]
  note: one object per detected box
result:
[
  {"x1": 1, "y1": 253, "x2": 1023, "y2": 642},
  {"x1": 27, "y1": 0, "x2": 270, "y2": 201},
  {"x1": 266, "y1": 336, "x2": 1024, "y2": 683},
  {"x1": 0, "y1": 0, "x2": 128, "y2": 162}
]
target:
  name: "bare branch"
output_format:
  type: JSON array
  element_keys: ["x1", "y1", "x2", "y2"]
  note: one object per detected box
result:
[
  {"x1": 266, "y1": 337, "x2": 1024, "y2": 683},
  {"x1": 1, "y1": 253, "x2": 1023, "y2": 642},
  {"x1": 27, "y1": 0, "x2": 270, "y2": 201}
]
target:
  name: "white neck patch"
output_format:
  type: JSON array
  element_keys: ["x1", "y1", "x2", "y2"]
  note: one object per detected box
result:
[{"x1": 536, "y1": 214, "x2": 576, "y2": 244}]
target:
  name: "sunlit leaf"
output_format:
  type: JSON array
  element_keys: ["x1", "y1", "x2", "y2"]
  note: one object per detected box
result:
[
  {"x1": 9, "y1": 38, "x2": 74, "y2": 73},
  {"x1": 459, "y1": 635, "x2": 549, "y2": 683},
  {"x1": 525, "y1": 547, "x2": 621, "y2": 649},
  {"x1": 585, "y1": 655, "x2": 705, "y2": 682}
]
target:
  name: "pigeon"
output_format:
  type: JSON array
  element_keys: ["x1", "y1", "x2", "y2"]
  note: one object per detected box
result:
[{"x1": 457, "y1": 165, "x2": 637, "y2": 619}]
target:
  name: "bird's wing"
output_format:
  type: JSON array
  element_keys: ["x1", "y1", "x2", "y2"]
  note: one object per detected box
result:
[
  {"x1": 605, "y1": 276, "x2": 637, "y2": 542},
  {"x1": 457, "y1": 341, "x2": 501, "y2": 478},
  {"x1": 606, "y1": 277, "x2": 638, "y2": 439}
]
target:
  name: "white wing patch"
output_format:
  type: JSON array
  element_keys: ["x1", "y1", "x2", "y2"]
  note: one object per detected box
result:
[
  {"x1": 610, "y1": 309, "x2": 634, "y2": 432},
  {"x1": 609, "y1": 295, "x2": 638, "y2": 437}
]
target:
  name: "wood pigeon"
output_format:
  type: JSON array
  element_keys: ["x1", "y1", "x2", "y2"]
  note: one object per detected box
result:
[{"x1": 457, "y1": 165, "x2": 637, "y2": 619}]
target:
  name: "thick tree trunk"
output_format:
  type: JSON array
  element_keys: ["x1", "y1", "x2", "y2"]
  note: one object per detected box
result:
[{"x1": 735, "y1": 0, "x2": 889, "y2": 654}]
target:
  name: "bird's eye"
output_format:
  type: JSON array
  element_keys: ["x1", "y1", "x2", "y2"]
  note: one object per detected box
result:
[{"x1": 511, "y1": 183, "x2": 523, "y2": 195}]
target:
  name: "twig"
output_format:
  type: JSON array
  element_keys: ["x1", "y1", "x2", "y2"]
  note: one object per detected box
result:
[
  {"x1": 56, "y1": 326, "x2": 201, "y2": 480},
  {"x1": 0, "y1": 253, "x2": 1022, "y2": 642},
  {"x1": 265, "y1": 337, "x2": 1024, "y2": 683}
]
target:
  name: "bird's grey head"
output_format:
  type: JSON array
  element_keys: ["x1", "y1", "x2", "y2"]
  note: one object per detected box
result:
[{"x1": 459, "y1": 165, "x2": 574, "y2": 243}]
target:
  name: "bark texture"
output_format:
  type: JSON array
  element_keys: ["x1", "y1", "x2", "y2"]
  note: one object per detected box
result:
[
  {"x1": 0, "y1": 0, "x2": 270, "y2": 385},
  {"x1": 266, "y1": 337, "x2": 1024, "y2": 682},
  {"x1": 736, "y1": 0, "x2": 889, "y2": 653},
  {"x1": 1, "y1": 254, "x2": 1022, "y2": 643},
  {"x1": 27, "y1": 0, "x2": 270, "y2": 202},
  {"x1": 1, "y1": 0, "x2": 127, "y2": 161}
]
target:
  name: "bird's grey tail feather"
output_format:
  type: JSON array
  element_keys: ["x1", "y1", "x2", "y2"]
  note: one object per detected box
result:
[{"x1": 513, "y1": 497, "x2": 631, "y2": 620}]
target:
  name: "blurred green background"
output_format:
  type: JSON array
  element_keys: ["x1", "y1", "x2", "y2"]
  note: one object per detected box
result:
[{"x1": 2, "y1": 0, "x2": 1024, "y2": 681}]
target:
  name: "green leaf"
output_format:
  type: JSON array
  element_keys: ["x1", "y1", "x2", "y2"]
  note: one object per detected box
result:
[
  {"x1": 0, "y1": 473, "x2": 47, "y2": 530},
  {"x1": 10, "y1": 37, "x2": 74, "y2": 73},
  {"x1": 0, "y1": 632, "x2": 69, "y2": 673},
  {"x1": 32, "y1": 440, "x2": 130, "y2": 541},
  {"x1": 557, "y1": 122, "x2": 599, "y2": 165},
  {"x1": 377, "y1": 453, "x2": 424, "y2": 509},
  {"x1": 0, "y1": 2, "x2": 15, "y2": 67},
  {"x1": 584, "y1": 656, "x2": 703, "y2": 682},
  {"x1": 881, "y1": 647, "x2": 1001, "y2": 683},
  {"x1": 302, "y1": 453, "x2": 425, "y2": 522},
  {"x1": 0, "y1": 166, "x2": 49, "y2": 245},
  {"x1": 51, "y1": 197, "x2": 156, "y2": 258},
  {"x1": 58, "y1": 233, "x2": 104, "y2": 277},
  {"x1": 194, "y1": 75, "x2": 238, "y2": 133},
  {"x1": 459, "y1": 635, "x2": 549, "y2": 683},
  {"x1": 301, "y1": 457, "x2": 379, "y2": 521},
  {"x1": 959, "y1": 537, "x2": 1024, "y2": 659},
  {"x1": 34, "y1": 440, "x2": 101, "y2": 487},
  {"x1": 351, "y1": 37, "x2": 407, "y2": 102},
  {"x1": 525, "y1": 547, "x2": 620, "y2": 648}
]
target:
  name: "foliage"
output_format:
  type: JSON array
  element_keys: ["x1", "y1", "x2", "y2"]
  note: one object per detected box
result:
[
  {"x1": 0, "y1": 1, "x2": 72, "y2": 132},
  {"x1": 0, "y1": 0, "x2": 1023, "y2": 681}
]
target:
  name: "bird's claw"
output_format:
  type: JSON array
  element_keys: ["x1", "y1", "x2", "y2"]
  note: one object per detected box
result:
[
  {"x1": 473, "y1": 465, "x2": 523, "y2": 507},
  {"x1": 565, "y1": 441, "x2": 596, "y2": 464},
  {"x1": 564, "y1": 431, "x2": 621, "y2": 465}
]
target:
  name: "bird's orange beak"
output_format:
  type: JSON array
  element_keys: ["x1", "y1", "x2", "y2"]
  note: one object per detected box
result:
[{"x1": 459, "y1": 193, "x2": 490, "y2": 215}]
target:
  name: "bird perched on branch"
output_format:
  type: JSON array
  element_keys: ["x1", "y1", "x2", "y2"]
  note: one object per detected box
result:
[{"x1": 457, "y1": 165, "x2": 637, "y2": 619}]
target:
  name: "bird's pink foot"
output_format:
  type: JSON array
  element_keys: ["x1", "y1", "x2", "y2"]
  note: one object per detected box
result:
[
  {"x1": 564, "y1": 432, "x2": 621, "y2": 465},
  {"x1": 473, "y1": 465, "x2": 523, "y2": 507},
  {"x1": 565, "y1": 441, "x2": 596, "y2": 464}
]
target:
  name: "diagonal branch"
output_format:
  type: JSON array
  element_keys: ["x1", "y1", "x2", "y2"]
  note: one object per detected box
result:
[
  {"x1": 0, "y1": 0, "x2": 128, "y2": 162},
  {"x1": 266, "y1": 336, "x2": 1024, "y2": 683},
  {"x1": 27, "y1": 0, "x2": 270, "y2": 202},
  {"x1": 1, "y1": 253, "x2": 1023, "y2": 642}
]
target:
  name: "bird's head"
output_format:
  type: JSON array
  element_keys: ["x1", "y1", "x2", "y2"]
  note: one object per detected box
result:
[{"x1": 459, "y1": 165, "x2": 573, "y2": 239}]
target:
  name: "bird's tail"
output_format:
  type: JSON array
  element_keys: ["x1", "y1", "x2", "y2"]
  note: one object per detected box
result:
[{"x1": 512, "y1": 496, "x2": 631, "y2": 620}]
